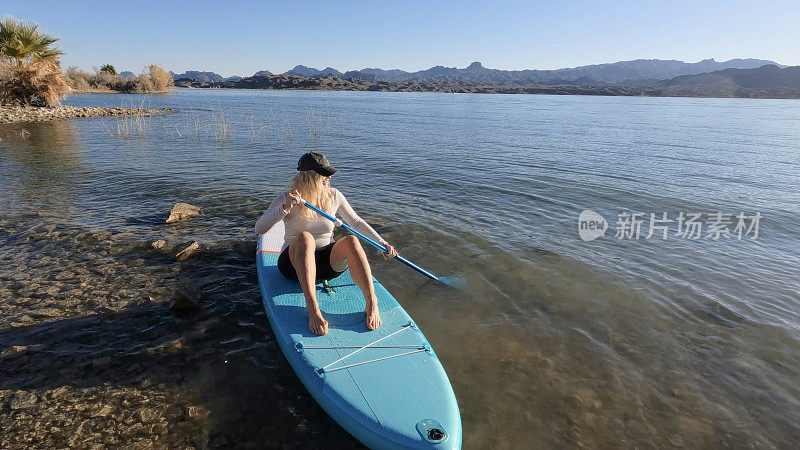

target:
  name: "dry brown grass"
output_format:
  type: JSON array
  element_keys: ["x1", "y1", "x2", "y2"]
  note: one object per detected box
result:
[
  {"x1": 65, "y1": 63, "x2": 174, "y2": 94},
  {"x1": 0, "y1": 57, "x2": 71, "y2": 106},
  {"x1": 148, "y1": 64, "x2": 172, "y2": 93},
  {"x1": 65, "y1": 66, "x2": 90, "y2": 90},
  {"x1": 135, "y1": 73, "x2": 154, "y2": 92}
]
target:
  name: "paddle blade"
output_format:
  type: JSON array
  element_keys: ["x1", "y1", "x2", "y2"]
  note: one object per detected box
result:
[{"x1": 437, "y1": 275, "x2": 468, "y2": 290}]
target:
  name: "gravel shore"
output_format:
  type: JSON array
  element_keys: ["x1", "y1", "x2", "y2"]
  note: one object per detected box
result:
[
  {"x1": 0, "y1": 210, "x2": 362, "y2": 449},
  {"x1": 0, "y1": 105, "x2": 172, "y2": 124}
]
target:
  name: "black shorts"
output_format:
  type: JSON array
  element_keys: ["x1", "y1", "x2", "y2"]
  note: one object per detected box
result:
[{"x1": 277, "y1": 241, "x2": 345, "y2": 282}]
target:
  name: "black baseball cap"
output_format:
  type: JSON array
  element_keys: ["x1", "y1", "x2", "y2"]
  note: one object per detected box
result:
[{"x1": 297, "y1": 152, "x2": 338, "y2": 177}]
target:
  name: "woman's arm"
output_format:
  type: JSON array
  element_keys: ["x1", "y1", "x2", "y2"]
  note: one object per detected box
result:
[
  {"x1": 254, "y1": 193, "x2": 290, "y2": 234},
  {"x1": 334, "y1": 190, "x2": 389, "y2": 247}
]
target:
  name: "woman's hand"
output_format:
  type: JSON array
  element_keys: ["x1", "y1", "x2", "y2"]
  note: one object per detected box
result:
[
  {"x1": 381, "y1": 243, "x2": 398, "y2": 259},
  {"x1": 284, "y1": 190, "x2": 303, "y2": 211}
]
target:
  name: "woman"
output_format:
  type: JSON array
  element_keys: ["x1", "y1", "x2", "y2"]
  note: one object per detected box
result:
[{"x1": 254, "y1": 152, "x2": 397, "y2": 336}]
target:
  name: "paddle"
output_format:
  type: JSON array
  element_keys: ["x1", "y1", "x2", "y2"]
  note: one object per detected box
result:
[{"x1": 295, "y1": 198, "x2": 466, "y2": 289}]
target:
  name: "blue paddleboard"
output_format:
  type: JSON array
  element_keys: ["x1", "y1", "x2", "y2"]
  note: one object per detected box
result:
[{"x1": 256, "y1": 222, "x2": 462, "y2": 449}]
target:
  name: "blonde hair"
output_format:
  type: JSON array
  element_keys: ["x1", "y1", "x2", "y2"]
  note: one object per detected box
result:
[{"x1": 290, "y1": 170, "x2": 333, "y2": 219}]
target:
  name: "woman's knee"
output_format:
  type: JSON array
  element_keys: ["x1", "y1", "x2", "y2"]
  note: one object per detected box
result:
[
  {"x1": 290, "y1": 232, "x2": 315, "y2": 254},
  {"x1": 298, "y1": 231, "x2": 316, "y2": 246},
  {"x1": 342, "y1": 235, "x2": 361, "y2": 251}
]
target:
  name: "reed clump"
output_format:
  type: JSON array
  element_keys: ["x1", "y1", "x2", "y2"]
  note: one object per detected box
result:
[
  {"x1": 103, "y1": 99, "x2": 340, "y2": 151},
  {"x1": 212, "y1": 109, "x2": 230, "y2": 144},
  {"x1": 103, "y1": 98, "x2": 150, "y2": 139}
]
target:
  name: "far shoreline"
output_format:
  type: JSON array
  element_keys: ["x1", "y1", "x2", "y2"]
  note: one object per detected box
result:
[
  {"x1": 165, "y1": 85, "x2": 800, "y2": 101},
  {"x1": 3, "y1": 88, "x2": 793, "y2": 127},
  {"x1": 168, "y1": 82, "x2": 800, "y2": 101},
  {"x1": 167, "y1": 71, "x2": 800, "y2": 100}
]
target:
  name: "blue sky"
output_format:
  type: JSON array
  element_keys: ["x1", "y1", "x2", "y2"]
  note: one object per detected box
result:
[{"x1": 5, "y1": 0, "x2": 798, "y2": 77}]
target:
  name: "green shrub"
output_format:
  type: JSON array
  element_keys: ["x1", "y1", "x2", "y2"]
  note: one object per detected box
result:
[{"x1": 99, "y1": 64, "x2": 116, "y2": 76}]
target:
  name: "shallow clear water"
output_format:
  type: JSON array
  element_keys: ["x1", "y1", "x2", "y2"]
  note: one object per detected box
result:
[{"x1": 1, "y1": 90, "x2": 799, "y2": 448}]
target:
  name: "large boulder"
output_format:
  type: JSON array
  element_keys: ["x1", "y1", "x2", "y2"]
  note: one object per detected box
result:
[{"x1": 166, "y1": 203, "x2": 202, "y2": 224}]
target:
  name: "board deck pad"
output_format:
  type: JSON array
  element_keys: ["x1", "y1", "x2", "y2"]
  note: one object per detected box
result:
[{"x1": 256, "y1": 224, "x2": 462, "y2": 449}]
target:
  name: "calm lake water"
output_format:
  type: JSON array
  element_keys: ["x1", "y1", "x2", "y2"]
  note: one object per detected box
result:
[{"x1": 1, "y1": 89, "x2": 799, "y2": 448}]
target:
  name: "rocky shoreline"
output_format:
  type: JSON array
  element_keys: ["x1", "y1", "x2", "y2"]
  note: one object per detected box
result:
[
  {"x1": 0, "y1": 201, "x2": 363, "y2": 449},
  {"x1": 0, "y1": 105, "x2": 173, "y2": 124}
]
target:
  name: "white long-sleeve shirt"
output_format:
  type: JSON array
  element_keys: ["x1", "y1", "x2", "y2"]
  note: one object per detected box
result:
[{"x1": 254, "y1": 188, "x2": 388, "y2": 251}]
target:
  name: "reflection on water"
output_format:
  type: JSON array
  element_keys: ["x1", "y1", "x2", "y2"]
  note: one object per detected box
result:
[
  {"x1": 1, "y1": 90, "x2": 799, "y2": 448},
  {"x1": 0, "y1": 120, "x2": 85, "y2": 219}
]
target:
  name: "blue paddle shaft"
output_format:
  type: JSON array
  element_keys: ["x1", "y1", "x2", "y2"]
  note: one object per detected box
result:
[{"x1": 299, "y1": 200, "x2": 442, "y2": 282}]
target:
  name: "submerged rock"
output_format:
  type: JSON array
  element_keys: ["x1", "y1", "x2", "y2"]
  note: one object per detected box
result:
[
  {"x1": 188, "y1": 405, "x2": 209, "y2": 420},
  {"x1": 48, "y1": 387, "x2": 70, "y2": 400},
  {"x1": 10, "y1": 391, "x2": 38, "y2": 410},
  {"x1": 97, "y1": 404, "x2": 114, "y2": 417},
  {"x1": 151, "y1": 240, "x2": 166, "y2": 250},
  {"x1": 166, "y1": 203, "x2": 202, "y2": 224},
  {"x1": 175, "y1": 241, "x2": 200, "y2": 261},
  {"x1": 172, "y1": 277, "x2": 202, "y2": 313}
]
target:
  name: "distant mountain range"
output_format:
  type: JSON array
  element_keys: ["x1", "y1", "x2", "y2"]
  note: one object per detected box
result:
[
  {"x1": 648, "y1": 65, "x2": 800, "y2": 97},
  {"x1": 170, "y1": 70, "x2": 241, "y2": 83},
  {"x1": 342, "y1": 58, "x2": 785, "y2": 85},
  {"x1": 660, "y1": 65, "x2": 800, "y2": 89},
  {"x1": 173, "y1": 64, "x2": 800, "y2": 99},
  {"x1": 284, "y1": 65, "x2": 344, "y2": 78},
  {"x1": 170, "y1": 58, "x2": 783, "y2": 86}
]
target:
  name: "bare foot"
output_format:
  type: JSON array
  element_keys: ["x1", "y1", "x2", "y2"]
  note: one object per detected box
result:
[
  {"x1": 308, "y1": 310, "x2": 328, "y2": 335},
  {"x1": 365, "y1": 300, "x2": 381, "y2": 331}
]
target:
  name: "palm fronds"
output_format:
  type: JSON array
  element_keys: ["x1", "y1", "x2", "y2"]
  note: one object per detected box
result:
[
  {"x1": 99, "y1": 64, "x2": 116, "y2": 76},
  {"x1": 0, "y1": 16, "x2": 63, "y2": 66},
  {"x1": 0, "y1": 16, "x2": 69, "y2": 105}
]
